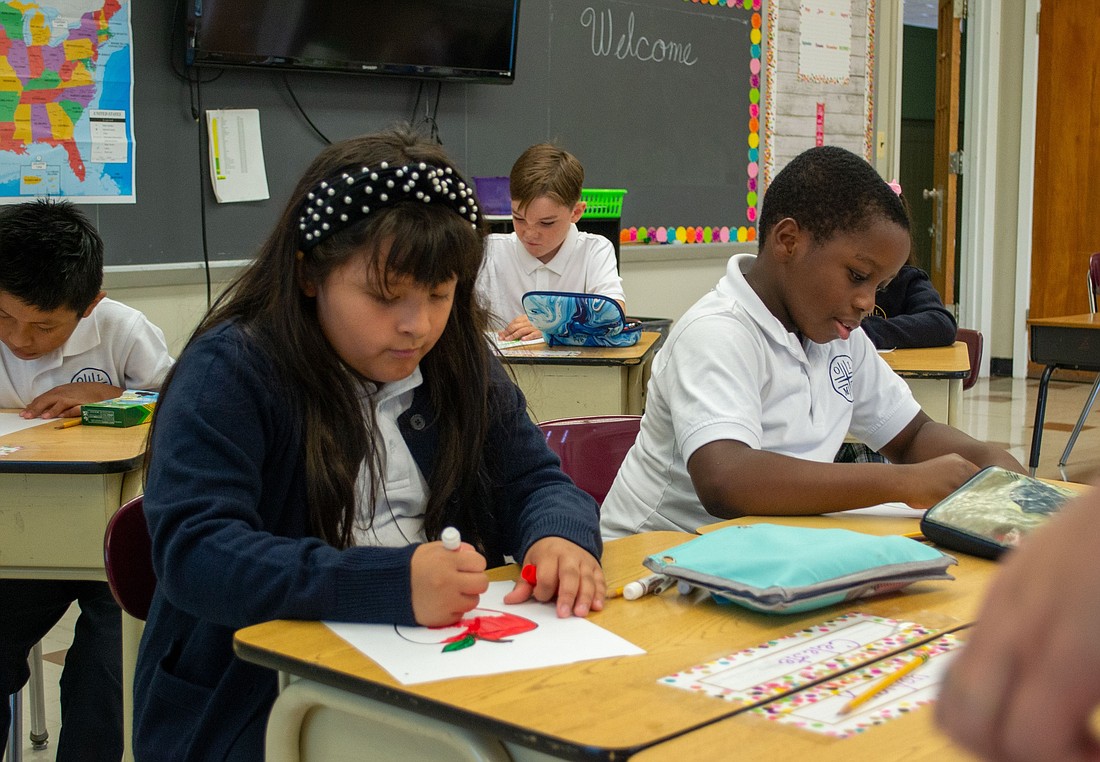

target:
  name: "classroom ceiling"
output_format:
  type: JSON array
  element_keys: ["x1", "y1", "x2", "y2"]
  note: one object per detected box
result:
[{"x1": 904, "y1": 0, "x2": 938, "y2": 29}]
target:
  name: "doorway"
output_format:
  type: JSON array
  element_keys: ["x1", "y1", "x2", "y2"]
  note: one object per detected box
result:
[{"x1": 898, "y1": 0, "x2": 964, "y2": 304}]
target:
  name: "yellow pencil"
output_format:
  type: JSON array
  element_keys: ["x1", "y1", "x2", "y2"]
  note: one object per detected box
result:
[
  {"x1": 606, "y1": 585, "x2": 624, "y2": 599},
  {"x1": 55, "y1": 418, "x2": 83, "y2": 429},
  {"x1": 901, "y1": 531, "x2": 926, "y2": 541},
  {"x1": 839, "y1": 652, "x2": 929, "y2": 715}
]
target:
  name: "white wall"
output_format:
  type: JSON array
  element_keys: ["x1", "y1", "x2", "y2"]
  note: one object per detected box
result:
[
  {"x1": 105, "y1": 246, "x2": 740, "y2": 356},
  {"x1": 620, "y1": 244, "x2": 745, "y2": 323}
]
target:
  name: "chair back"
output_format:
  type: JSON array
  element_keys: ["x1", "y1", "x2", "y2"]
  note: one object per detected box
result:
[
  {"x1": 955, "y1": 328, "x2": 983, "y2": 391},
  {"x1": 538, "y1": 415, "x2": 642, "y2": 505},
  {"x1": 1089, "y1": 252, "x2": 1100, "y2": 313},
  {"x1": 103, "y1": 495, "x2": 155, "y2": 620}
]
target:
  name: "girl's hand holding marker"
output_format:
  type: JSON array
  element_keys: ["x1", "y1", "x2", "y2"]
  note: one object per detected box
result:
[{"x1": 411, "y1": 526, "x2": 487, "y2": 627}]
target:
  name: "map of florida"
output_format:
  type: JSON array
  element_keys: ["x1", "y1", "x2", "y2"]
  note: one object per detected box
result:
[{"x1": 0, "y1": 0, "x2": 122, "y2": 181}]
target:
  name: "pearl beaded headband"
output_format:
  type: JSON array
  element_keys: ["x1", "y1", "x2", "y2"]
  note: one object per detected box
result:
[{"x1": 297, "y1": 161, "x2": 480, "y2": 251}]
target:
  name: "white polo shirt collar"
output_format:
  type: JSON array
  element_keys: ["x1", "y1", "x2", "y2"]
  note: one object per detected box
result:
[
  {"x1": 518, "y1": 223, "x2": 579, "y2": 277},
  {"x1": 716, "y1": 253, "x2": 807, "y2": 361}
]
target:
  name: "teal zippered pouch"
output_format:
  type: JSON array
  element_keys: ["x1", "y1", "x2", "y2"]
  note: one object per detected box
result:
[{"x1": 644, "y1": 523, "x2": 956, "y2": 614}]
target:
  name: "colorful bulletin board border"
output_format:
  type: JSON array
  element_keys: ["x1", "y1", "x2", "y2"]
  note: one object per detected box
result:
[{"x1": 621, "y1": 0, "x2": 762, "y2": 247}]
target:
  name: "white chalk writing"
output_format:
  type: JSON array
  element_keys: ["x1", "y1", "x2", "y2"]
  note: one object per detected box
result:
[{"x1": 580, "y1": 7, "x2": 697, "y2": 66}]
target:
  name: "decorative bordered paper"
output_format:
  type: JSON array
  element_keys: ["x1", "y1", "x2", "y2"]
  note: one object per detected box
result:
[
  {"x1": 751, "y1": 634, "x2": 962, "y2": 737},
  {"x1": 658, "y1": 612, "x2": 936, "y2": 705}
]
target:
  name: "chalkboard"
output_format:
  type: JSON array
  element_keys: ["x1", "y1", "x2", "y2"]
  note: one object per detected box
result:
[{"x1": 84, "y1": 0, "x2": 759, "y2": 267}]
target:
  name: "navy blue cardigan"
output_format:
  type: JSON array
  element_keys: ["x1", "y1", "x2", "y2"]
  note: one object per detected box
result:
[
  {"x1": 859, "y1": 265, "x2": 957, "y2": 349},
  {"x1": 133, "y1": 321, "x2": 601, "y2": 760}
]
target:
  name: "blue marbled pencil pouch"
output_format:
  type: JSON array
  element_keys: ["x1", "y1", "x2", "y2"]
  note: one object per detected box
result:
[{"x1": 521, "y1": 290, "x2": 641, "y2": 348}]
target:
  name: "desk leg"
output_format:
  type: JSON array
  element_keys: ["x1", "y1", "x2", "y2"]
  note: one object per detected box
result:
[
  {"x1": 947, "y1": 378, "x2": 962, "y2": 427},
  {"x1": 1029, "y1": 364, "x2": 1056, "y2": 476},
  {"x1": 121, "y1": 613, "x2": 143, "y2": 762}
]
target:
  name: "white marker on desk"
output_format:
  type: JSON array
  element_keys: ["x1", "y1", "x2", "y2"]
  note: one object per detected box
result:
[
  {"x1": 623, "y1": 573, "x2": 675, "y2": 600},
  {"x1": 441, "y1": 526, "x2": 461, "y2": 550}
]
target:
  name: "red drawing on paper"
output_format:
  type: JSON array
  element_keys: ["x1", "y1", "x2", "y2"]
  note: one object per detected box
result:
[{"x1": 395, "y1": 608, "x2": 538, "y2": 653}]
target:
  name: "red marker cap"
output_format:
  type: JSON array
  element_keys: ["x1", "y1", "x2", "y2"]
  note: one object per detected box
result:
[{"x1": 521, "y1": 563, "x2": 538, "y2": 586}]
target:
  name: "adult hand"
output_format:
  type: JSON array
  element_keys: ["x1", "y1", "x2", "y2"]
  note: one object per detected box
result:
[{"x1": 936, "y1": 488, "x2": 1100, "y2": 761}]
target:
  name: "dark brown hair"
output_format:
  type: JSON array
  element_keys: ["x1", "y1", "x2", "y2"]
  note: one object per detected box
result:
[
  {"x1": 148, "y1": 124, "x2": 494, "y2": 549},
  {"x1": 509, "y1": 142, "x2": 585, "y2": 210}
]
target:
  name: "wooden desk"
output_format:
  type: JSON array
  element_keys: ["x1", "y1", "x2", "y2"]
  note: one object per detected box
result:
[
  {"x1": 645, "y1": 511, "x2": 1001, "y2": 761},
  {"x1": 0, "y1": 417, "x2": 147, "y2": 579},
  {"x1": 0, "y1": 415, "x2": 148, "y2": 762},
  {"x1": 236, "y1": 528, "x2": 998, "y2": 761},
  {"x1": 881, "y1": 343, "x2": 970, "y2": 426},
  {"x1": 1026, "y1": 313, "x2": 1100, "y2": 474},
  {"x1": 700, "y1": 511, "x2": 924, "y2": 539},
  {"x1": 497, "y1": 331, "x2": 663, "y2": 422}
]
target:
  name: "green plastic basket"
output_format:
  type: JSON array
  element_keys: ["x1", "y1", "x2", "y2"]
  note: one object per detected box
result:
[{"x1": 580, "y1": 188, "x2": 627, "y2": 219}]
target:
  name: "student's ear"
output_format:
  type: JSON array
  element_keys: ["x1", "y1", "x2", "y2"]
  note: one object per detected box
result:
[
  {"x1": 570, "y1": 201, "x2": 585, "y2": 223},
  {"x1": 771, "y1": 218, "x2": 804, "y2": 263},
  {"x1": 296, "y1": 252, "x2": 318, "y2": 297},
  {"x1": 80, "y1": 291, "x2": 107, "y2": 319}
]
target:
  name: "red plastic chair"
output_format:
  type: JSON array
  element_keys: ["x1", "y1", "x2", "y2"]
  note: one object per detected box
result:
[
  {"x1": 955, "y1": 328, "x2": 983, "y2": 391},
  {"x1": 103, "y1": 495, "x2": 155, "y2": 620},
  {"x1": 538, "y1": 415, "x2": 642, "y2": 505},
  {"x1": 1088, "y1": 252, "x2": 1100, "y2": 312}
]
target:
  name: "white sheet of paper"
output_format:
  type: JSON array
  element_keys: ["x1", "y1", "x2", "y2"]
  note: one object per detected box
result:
[
  {"x1": 0, "y1": 412, "x2": 52, "y2": 438},
  {"x1": 325, "y1": 581, "x2": 644, "y2": 685},
  {"x1": 823, "y1": 502, "x2": 925, "y2": 518},
  {"x1": 206, "y1": 109, "x2": 270, "y2": 203}
]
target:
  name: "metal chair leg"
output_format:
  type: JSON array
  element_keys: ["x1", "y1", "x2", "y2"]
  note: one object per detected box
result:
[
  {"x1": 27, "y1": 642, "x2": 47, "y2": 750},
  {"x1": 7, "y1": 689, "x2": 23, "y2": 762},
  {"x1": 1059, "y1": 376, "x2": 1100, "y2": 467}
]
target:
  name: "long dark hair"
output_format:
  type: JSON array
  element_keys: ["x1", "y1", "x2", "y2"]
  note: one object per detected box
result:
[{"x1": 147, "y1": 124, "x2": 493, "y2": 549}]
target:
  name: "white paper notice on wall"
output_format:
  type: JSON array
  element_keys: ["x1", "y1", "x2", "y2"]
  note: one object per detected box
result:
[{"x1": 206, "y1": 109, "x2": 270, "y2": 203}]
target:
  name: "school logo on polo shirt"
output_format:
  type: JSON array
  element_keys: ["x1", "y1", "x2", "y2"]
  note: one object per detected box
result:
[
  {"x1": 70, "y1": 367, "x2": 113, "y2": 385},
  {"x1": 830, "y1": 355, "x2": 854, "y2": 402}
]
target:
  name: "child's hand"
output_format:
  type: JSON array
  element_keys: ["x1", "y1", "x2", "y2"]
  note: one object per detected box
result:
[
  {"x1": 410, "y1": 540, "x2": 488, "y2": 627},
  {"x1": 499, "y1": 315, "x2": 542, "y2": 342},
  {"x1": 898, "y1": 454, "x2": 981, "y2": 508},
  {"x1": 21, "y1": 382, "x2": 124, "y2": 419},
  {"x1": 503, "y1": 537, "x2": 605, "y2": 618}
]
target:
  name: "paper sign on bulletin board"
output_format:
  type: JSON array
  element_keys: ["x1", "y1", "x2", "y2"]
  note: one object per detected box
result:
[
  {"x1": 764, "y1": 0, "x2": 875, "y2": 184},
  {"x1": 206, "y1": 109, "x2": 270, "y2": 203}
]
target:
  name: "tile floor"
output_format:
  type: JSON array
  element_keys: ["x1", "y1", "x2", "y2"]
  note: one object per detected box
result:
[{"x1": 8, "y1": 375, "x2": 1100, "y2": 760}]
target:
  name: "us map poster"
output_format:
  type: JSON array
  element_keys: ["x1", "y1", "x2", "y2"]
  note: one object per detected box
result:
[{"x1": 0, "y1": 0, "x2": 134, "y2": 203}]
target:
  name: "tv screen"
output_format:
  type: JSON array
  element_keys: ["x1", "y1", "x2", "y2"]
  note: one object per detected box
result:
[{"x1": 186, "y1": 0, "x2": 521, "y2": 83}]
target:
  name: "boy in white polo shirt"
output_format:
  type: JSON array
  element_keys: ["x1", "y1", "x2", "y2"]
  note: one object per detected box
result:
[
  {"x1": 600, "y1": 146, "x2": 1023, "y2": 538},
  {"x1": 0, "y1": 199, "x2": 172, "y2": 761},
  {"x1": 476, "y1": 143, "x2": 626, "y2": 341}
]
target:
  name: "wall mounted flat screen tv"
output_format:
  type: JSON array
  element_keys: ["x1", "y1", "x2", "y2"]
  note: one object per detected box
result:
[{"x1": 186, "y1": 0, "x2": 521, "y2": 83}]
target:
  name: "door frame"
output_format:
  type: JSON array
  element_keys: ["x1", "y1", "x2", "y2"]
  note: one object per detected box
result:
[{"x1": 1011, "y1": 0, "x2": 1040, "y2": 378}]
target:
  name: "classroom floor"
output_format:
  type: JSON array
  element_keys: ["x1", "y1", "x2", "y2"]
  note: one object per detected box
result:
[{"x1": 8, "y1": 374, "x2": 1100, "y2": 760}]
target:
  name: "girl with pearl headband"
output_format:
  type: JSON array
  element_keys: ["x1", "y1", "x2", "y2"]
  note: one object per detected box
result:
[{"x1": 133, "y1": 125, "x2": 604, "y2": 760}]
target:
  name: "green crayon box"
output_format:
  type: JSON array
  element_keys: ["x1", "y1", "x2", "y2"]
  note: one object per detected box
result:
[{"x1": 80, "y1": 390, "x2": 159, "y2": 427}]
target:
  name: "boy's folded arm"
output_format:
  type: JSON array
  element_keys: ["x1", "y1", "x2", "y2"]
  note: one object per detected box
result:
[
  {"x1": 22, "y1": 381, "x2": 124, "y2": 418},
  {"x1": 687, "y1": 438, "x2": 966, "y2": 517},
  {"x1": 880, "y1": 411, "x2": 1026, "y2": 474}
]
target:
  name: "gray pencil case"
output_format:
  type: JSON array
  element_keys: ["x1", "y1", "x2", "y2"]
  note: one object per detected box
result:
[{"x1": 644, "y1": 523, "x2": 957, "y2": 614}]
